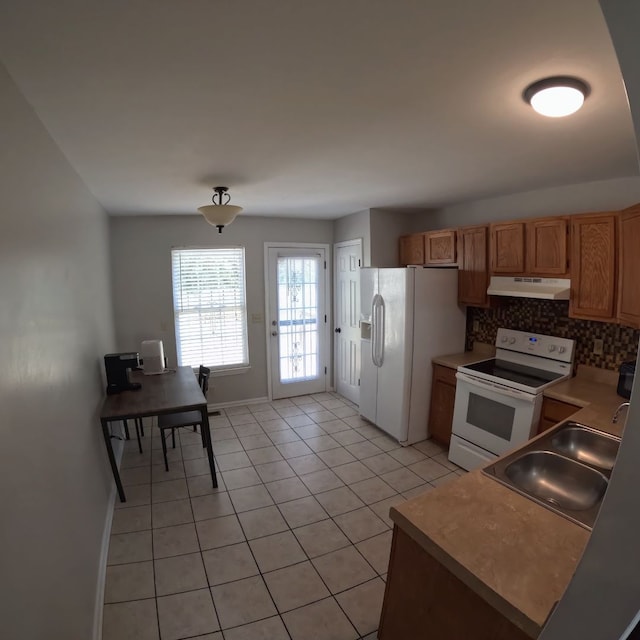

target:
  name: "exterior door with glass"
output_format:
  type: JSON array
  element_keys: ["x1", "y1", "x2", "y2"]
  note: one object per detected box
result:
[{"x1": 266, "y1": 246, "x2": 329, "y2": 399}]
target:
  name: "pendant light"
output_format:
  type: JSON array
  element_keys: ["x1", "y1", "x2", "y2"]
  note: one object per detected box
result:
[
  {"x1": 523, "y1": 76, "x2": 590, "y2": 118},
  {"x1": 198, "y1": 186, "x2": 243, "y2": 233}
]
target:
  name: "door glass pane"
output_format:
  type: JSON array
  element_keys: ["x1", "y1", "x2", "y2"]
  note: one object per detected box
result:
[
  {"x1": 466, "y1": 393, "x2": 515, "y2": 441},
  {"x1": 277, "y1": 256, "x2": 320, "y2": 383}
]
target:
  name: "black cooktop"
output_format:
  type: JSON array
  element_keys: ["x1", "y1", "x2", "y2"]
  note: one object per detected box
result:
[{"x1": 463, "y1": 358, "x2": 565, "y2": 389}]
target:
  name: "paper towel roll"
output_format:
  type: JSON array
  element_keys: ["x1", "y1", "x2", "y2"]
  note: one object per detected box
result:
[{"x1": 141, "y1": 340, "x2": 165, "y2": 375}]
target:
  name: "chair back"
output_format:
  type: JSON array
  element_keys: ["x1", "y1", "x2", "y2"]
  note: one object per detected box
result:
[{"x1": 198, "y1": 365, "x2": 211, "y2": 395}]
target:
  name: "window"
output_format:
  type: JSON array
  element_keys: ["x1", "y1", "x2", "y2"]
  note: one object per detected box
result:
[{"x1": 171, "y1": 247, "x2": 249, "y2": 370}]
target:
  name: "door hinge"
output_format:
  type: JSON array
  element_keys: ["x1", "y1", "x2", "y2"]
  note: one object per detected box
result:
[
  {"x1": 358, "y1": 378, "x2": 360, "y2": 386},
  {"x1": 358, "y1": 259, "x2": 361, "y2": 267},
  {"x1": 324, "y1": 260, "x2": 327, "y2": 269},
  {"x1": 324, "y1": 366, "x2": 327, "y2": 374},
  {"x1": 324, "y1": 314, "x2": 327, "y2": 323}
]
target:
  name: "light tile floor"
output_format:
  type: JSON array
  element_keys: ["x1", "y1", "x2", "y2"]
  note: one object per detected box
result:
[{"x1": 103, "y1": 392, "x2": 465, "y2": 640}]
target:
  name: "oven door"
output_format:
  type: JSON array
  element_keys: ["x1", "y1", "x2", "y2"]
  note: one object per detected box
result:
[{"x1": 451, "y1": 371, "x2": 542, "y2": 456}]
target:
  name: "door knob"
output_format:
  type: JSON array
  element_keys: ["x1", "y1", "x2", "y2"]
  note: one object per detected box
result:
[
  {"x1": 335, "y1": 328, "x2": 342, "y2": 333},
  {"x1": 271, "y1": 331, "x2": 278, "y2": 336}
]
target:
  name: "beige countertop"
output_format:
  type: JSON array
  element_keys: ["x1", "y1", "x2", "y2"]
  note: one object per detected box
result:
[
  {"x1": 390, "y1": 364, "x2": 627, "y2": 637},
  {"x1": 431, "y1": 342, "x2": 496, "y2": 369},
  {"x1": 543, "y1": 365, "x2": 627, "y2": 436},
  {"x1": 391, "y1": 471, "x2": 589, "y2": 637}
]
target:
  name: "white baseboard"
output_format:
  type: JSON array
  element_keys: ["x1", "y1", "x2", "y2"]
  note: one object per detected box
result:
[
  {"x1": 208, "y1": 396, "x2": 269, "y2": 412},
  {"x1": 92, "y1": 484, "x2": 116, "y2": 640},
  {"x1": 93, "y1": 426, "x2": 129, "y2": 640}
]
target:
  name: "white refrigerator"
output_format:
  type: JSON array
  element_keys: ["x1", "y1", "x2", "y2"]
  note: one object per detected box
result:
[{"x1": 359, "y1": 266, "x2": 466, "y2": 445}]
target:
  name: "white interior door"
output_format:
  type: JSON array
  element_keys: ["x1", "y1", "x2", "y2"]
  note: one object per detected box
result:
[
  {"x1": 334, "y1": 240, "x2": 362, "y2": 404},
  {"x1": 266, "y1": 246, "x2": 329, "y2": 399}
]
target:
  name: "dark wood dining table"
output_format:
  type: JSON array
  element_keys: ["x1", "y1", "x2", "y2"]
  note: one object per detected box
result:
[{"x1": 100, "y1": 366, "x2": 217, "y2": 502}]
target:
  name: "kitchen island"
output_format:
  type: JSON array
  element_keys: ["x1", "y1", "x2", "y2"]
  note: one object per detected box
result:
[{"x1": 379, "y1": 365, "x2": 627, "y2": 639}]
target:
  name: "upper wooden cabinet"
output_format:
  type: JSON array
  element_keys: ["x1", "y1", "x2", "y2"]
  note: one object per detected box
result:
[
  {"x1": 617, "y1": 203, "x2": 640, "y2": 328},
  {"x1": 399, "y1": 233, "x2": 425, "y2": 266},
  {"x1": 424, "y1": 229, "x2": 457, "y2": 265},
  {"x1": 526, "y1": 217, "x2": 569, "y2": 276},
  {"x1": 490, "y1": 222, "x2": 525, "y2": 274},
  {"x1": 570, "y1": 213, "x2": 617, "y2": 322},
  {"x1": 489, "y1": 218, "x2": 569, "y2": 277},
  {"x1": 458, "y1": 225, "x2": 489, "y2": 307}
]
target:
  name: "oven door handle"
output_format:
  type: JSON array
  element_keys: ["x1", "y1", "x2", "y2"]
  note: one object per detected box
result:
[{"x1": 455, "y1": 371, "x2": 537, "y2": 403}]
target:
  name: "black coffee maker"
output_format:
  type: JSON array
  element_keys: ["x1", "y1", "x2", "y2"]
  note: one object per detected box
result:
[{"x1": 104, "y1": 352, "x2": 142, "y2": 395}]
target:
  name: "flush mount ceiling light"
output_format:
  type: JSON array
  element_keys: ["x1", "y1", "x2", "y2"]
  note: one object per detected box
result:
[
  {"x1": 523, "y1": 76, "x2": 590, "y2": 118},
  {"x1": 198, "y1": 186, "x2": 243, "y2": 233}
]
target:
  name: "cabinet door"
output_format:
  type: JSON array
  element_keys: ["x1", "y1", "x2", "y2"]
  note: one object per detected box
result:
[
  {"x1": 537, "y1": 397, "x2": 580, "y2": 434},
  {"x1": 570, "y1": 214, "x2": 617, "y2": 321},
  {"x1": 617, "y1": 204, "x2": 640, "y2": 329},
  {"x1": 490, "y1": 222, "x2": 525, "y2": 274},
  {"x1": 428, "y1": 365, "x2": 457, "y2": 446},
  {"x1": 399, "y1": 234, "x2": 425, "y2": 266},
  {"x1": 425, "y1": 229, "x2": 457, "y2": 264},
  {"x1": 458, "y1": 225, "x2": 489, "y2": 306},
  {"x1": 526, "y1": 218, "x2": 569, "y2": 275}
]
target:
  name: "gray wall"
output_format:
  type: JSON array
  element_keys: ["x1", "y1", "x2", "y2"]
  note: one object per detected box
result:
[
  {"x1": 0, "y1": 64, "x2": 115, "y2": 638},
  {"x1": 110, "y1": 214, "x2": 334, "y2": 403},
  {"x1": 428, "y1": 175, "x2": 640, "y2": 229},
  {"x1": 333, "y1": 209, "x2": 371, "y2": 265}
]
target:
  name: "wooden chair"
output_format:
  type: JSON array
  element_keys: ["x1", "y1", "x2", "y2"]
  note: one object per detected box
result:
[{"x1": 158, "y1": 365, "x2": 210, "y2": 471}]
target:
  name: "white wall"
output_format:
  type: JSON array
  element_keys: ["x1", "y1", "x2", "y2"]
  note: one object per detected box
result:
[
  {"x1": 428, "y1": 175, "x2": 640, "y2": 229},
  {"x1": 110, "y1": 214, "x2": 334, "y2": 403},
  {"x1": 333, "y1": 209, "x2": 372, "y2": 265},
  {"x1": 0, "y1": 64, "x2": 115, "y2": 638}
]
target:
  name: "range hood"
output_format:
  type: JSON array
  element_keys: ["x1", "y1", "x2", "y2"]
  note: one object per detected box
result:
[{"x1": 487, "y1": 276, "x2": 571, "y2": 300}]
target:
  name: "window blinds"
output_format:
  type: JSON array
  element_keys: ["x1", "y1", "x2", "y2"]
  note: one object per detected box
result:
[{"x1": 171, "y1": 247, "x2": 249, "y2": 369}]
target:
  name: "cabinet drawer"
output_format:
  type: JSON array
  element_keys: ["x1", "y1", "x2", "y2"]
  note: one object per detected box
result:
[
  {"x1": 542, "y1": 397, "x2": 580, "y2": 423},
  {"x1": 433, "y1": 364, "x2": 457, "y2": 386}
]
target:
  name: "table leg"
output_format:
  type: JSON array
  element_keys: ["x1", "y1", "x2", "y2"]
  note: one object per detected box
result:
[
  {"x1": 101, "y1": 419, "x2": 127, "y2": 502},
  {"x1": 200, "y1": 407, "x2": 218, "y2": 488}
]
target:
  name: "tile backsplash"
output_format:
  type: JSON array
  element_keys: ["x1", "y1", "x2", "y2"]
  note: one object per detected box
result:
[{"x1": 466, "y1": 298, "x2": 639, "y2": 371}]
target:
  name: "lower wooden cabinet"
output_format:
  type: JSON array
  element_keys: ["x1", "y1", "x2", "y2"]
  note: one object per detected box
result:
[
  {"x1": 378, "y1": 527, "x2": 531, "y2": 640},
  {"x1": 428, "y1": 364, "x2": 457, "y2": 446},
  {"x1": 537, "y1": 397, "x2": 581, "y2": 434}
]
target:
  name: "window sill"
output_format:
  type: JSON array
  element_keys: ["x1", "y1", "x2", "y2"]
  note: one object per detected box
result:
[{"x1": 193, "y1": 366, "x2": 251, "y2": 377}]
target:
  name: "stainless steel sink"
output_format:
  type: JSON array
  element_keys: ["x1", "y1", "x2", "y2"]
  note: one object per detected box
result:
[
  {"x1": 550, "y1": 423, "x2": 619, "y2": 471},
  {"x1": 483, "y1": 421, "x2": 621, "y2": 529},
  {"x1": 505, "y1": 451, "x2": 608, "y2": 511}
]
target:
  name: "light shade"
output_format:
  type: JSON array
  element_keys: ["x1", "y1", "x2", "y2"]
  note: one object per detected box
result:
[
  {"x1": 198, "y1": 186, "x2": 243, "y2": 233},
  {"x1": 524, "y1": 77, "x2": 590, "y2": 118},
  {"x1": 198, "y1": 204, "x2": 243, "y2": 227}
]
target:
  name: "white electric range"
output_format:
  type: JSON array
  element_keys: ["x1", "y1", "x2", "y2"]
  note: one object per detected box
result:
[{"x1": 448, "y1": 328, "x2": 575, "y2": 471}]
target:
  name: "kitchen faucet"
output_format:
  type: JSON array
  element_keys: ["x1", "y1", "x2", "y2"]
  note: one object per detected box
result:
[{"x1": 612, "y1": 402, "x2": 631, "y2": 424}]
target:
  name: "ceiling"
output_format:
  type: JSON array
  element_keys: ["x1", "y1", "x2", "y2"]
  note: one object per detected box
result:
[{"x1": 0, "y1": 0, "x2": 637, "y2": 219}]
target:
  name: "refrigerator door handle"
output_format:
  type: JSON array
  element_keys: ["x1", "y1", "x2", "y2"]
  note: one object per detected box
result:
[
  {"x1": 370, "y1": 296, "x2": 378, "y2": 367},
  {"x1": 371, "y1": 296, "x2": 378, "y2": 367},
  {"x1": 377, "y1": 295, "x2": 385, "y2": 366},
  {"x1": 371, "y1": 294, "x2": 384, "y2": 367}
]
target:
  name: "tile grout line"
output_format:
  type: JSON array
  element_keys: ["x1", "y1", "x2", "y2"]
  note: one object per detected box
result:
[
  {"x1": 109, "y1": 395, "x2": 452, "y2": 639},
  {"x1": 147, "y1": 416, "x2": 162, "y2": 640}
]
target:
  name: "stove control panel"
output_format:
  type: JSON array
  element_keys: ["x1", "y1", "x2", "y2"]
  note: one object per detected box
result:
[{"x1": 495, "y1": 328, "x2": 575, "y2": 364}]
